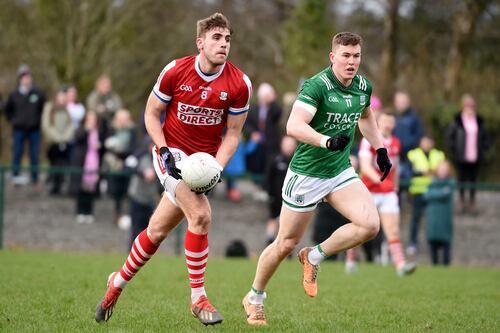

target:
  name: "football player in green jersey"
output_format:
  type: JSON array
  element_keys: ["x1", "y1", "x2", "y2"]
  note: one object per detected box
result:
[{"x1": 242, "y1": 32, "x2": 392, "y2": 325}]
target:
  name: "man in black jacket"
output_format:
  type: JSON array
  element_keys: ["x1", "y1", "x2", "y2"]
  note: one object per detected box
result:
[
  {"x1": 244, "y1": 82, "x2": 282, "y2": 197},
  {"x1": 5, "y1": 65, "x2": 46, "y2": 185}
]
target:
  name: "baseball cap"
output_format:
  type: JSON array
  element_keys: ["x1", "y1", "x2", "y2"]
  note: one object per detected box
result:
[{"x1": 17, "y1": 64, "x2": 31, "y2": 78}]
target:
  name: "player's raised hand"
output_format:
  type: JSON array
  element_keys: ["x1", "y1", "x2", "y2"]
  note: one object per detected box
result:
[
  {"x1": 326, "y1": 134, "x2": 350, "y2": 152},
  {"x1": 159, "y1": 146, "x2": 182, "y2": 180},
  {"x1": 376, "y1": 148, "x2": 392, "y2": 181}
]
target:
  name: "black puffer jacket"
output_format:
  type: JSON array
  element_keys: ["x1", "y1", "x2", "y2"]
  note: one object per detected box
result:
[
  {"x1": 5, "y1": 87, "x2": 46, "y2": 130},
  {"x1": 446, "y1": 112, "x2": 490, "y2": 163}
]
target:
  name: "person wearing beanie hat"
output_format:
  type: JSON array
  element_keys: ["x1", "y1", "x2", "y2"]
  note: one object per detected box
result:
[{"x1": 5, "y1": 64, "x2": 47, "y2": 186}]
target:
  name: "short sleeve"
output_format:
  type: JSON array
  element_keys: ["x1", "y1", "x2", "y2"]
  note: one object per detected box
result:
[
  {"x1": 358, "y1": 138, "x2": 374, "y2": 158},
  {"x1": 229, "y1": 74, "x2": 252, "y2": 115},
  {"x1": 152, "y1": 60, "x2": 176, "y2": 104},
  {"x1": 295, "y1": 79, "x2": 322, "y2": 115}
]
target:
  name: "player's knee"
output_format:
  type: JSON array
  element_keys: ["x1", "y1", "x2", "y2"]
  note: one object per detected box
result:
[
  {"x1": 276, "y1": 238, "x2": 297, "y2": 258},
  {"x1": 186, "y1": 210, "x2": 211, "y2": 231},
  {"x1": 363, "y1": 219, "x2": 380, "y2": 241}
]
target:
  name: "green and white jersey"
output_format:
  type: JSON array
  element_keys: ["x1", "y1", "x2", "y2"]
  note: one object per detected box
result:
[{"x1": 290, "y1": 66, "x2": 372, "y2": 178}]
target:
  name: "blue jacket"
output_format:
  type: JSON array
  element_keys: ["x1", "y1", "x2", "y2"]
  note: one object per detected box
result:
[
  {"x1": 394, "y1": 108, "x2": 423, "y2": 161},
  {"x1": 423, "y1": 177, "x2": 455, "y2": 243}
]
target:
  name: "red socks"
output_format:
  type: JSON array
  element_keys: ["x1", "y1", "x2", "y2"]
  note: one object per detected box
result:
[{"x1": 184, "y1": 229, "x2": 209, "y2": 302}]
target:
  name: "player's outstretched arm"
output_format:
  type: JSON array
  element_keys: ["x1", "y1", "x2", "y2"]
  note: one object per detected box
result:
[
  {"x1": 216, "y1": 112, "x2": 248, "y2": 168},
  {"x1": 144, "y1": 92, "x2": 168, "y2": 149},
  {"x1": 286, "y1": 104, "x2": 324, "y2": 147}
]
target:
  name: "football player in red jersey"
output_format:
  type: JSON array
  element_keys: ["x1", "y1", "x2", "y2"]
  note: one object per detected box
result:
[
  {"x1": 346, "y1": 111, "x2": 416, "y2": 276},
  {"x1": 95, "y1": 13, "x2": 252, "y2": 326}
]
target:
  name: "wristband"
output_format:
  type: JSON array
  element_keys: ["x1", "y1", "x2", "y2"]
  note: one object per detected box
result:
[{"x1": 320, "y1": 136, "x2": 330, "y2": 149}]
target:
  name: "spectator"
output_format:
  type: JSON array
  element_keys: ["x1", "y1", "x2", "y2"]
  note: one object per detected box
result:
[
  {"x1": 86, "y1": 74, "x2": 123, "y2": 142},
  {"x1": 4, "y1": 64, "x2": 47, "y2": 186},
  {"x1": 424, "y1": 160, "x2": 455, "y2": 265},
  {"x1": 265, "y1": 135, "x2": 297, "y2": 244},
  {"x1": 446, "y1": 94, "x2": 490, "y2": 215},
  {"x1": 407, "y1": 135, "x2": 445, "y2": 254},
  {"x1": 69, "y1": 110, "x2": 101, "y2": 224},
  {"x1": 393, "y1": 91, "x2": 423, "y2": 191},
  {"x1": 66, "y1": 85, "x2": 86, "y2": 132},
  {"x1": 41, "y1": 88, "x2": 74, "y2": 195},
  {"x1": 103, "y1": 109, "x2": 136, "y2": 225},
  {"x1": 245, "y1": 83, "x2": 282, "y2": 198},
  {"x1": 126, "y1": 135, "x2": 159, "y2": 249}
]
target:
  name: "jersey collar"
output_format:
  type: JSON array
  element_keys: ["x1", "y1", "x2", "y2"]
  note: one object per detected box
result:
[
  {"x1": 195, "y1": 55, "x2": 225, "y2": 82},
  {"x1": 327, "y1": 66, "x2": 355, "y2": 90}
]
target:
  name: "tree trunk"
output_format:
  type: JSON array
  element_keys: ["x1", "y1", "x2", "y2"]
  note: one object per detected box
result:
[
  {"x1": 380, "y1": 0, "x2": 399, "y2": 105},
  {"x1": 444, "y1": 0, "x2": 491, "y2": 99}
]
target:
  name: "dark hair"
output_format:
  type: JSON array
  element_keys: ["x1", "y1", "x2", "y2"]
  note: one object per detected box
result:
[
  {"x1": 197, "y1": 12, "x2": 232, "y2": 38},
  {"x1": 332, "y1": 32, "x2": 362, "y2": 50}
]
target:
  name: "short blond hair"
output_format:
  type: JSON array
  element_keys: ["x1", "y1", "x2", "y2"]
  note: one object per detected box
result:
[
  {"x1": 332, "y1": 32, "x2": 362, "y2": 50},
  {"x1": 197, "y1": 13, "x2": 232, "y2": 38}
]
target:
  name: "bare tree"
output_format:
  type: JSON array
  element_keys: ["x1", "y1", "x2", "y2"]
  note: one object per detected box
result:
[
  {"x1": 444, "y1": 0, "x2": 492, "y2": 98},
  {"x1": 380, "y1": 0, "x2": 399, "y2": 103}
]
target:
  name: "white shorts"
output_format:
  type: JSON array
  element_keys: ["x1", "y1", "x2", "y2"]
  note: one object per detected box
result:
[
  {"x1": 152, "y1": 146, "x2": 187, "y2": 206},
  {"x1": 282, "y1": 167, "x2": 360, "y2": 212},
  {"x1": 371, "y1": 192, "x2": 400, "y2": 214}
]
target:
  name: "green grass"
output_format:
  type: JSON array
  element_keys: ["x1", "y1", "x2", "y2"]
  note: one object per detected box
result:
[{"x1": 1, "y1": 250, "x2": 499, "y2": 333}]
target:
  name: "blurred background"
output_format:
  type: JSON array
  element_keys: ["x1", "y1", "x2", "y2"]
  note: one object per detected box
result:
[{"x1": 0, "y1": 0, "x2": 499, "y2": 266}]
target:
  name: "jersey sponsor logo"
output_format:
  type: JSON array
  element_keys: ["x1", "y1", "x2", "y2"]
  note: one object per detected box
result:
[
  {"x1": 328, "y1": 96, "x2": 339, "y2": 103},
  {"x1": 324, "y1": 112, "x2": 362, "y2": 130},
  {"x1": 180, "y1": 84, "x2": 193, "y2": 92},
  {"x1": 360, "y1": 95, "x2": 366, "y2": 105},
  {"x1": 177, "y1": 102, "x2": 224, "y2": 126},
  {"x1": 199, "y1": 86, "x2": 212, "y2": 91},
  {"x1": 219, "y1": 91, "x2": 228, "y2": 101}
]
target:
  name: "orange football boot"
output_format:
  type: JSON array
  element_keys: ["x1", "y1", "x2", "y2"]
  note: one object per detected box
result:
[{"x1": 298, "y1": 247, "x2": 320, "y2": 297}]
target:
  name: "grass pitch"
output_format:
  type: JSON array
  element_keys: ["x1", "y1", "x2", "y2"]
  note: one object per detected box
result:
[{"x1": 1, "y1": 250, "x2": 499, "y2": 332}]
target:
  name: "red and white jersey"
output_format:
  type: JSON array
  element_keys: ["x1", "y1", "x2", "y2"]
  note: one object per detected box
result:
[
  {"x1": 152, "y1": 55, "x2": 252, "y2": 156},
  {"x1": 359, "y1": 135, "x2": 400, "y2": 193}
]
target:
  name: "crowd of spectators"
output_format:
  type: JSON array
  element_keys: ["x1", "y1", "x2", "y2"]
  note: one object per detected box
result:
[{"x1": 0, "y1": 65, "x2": 491, "y2": 265}]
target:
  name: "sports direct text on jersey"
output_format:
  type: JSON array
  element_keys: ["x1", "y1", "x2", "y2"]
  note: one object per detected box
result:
[{"x1": 177, "y1": 102, "x2": 224, "y2": 125}]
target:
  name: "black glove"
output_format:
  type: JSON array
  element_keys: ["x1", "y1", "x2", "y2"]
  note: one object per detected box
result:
[
  {"x1": 326, "y1": 134, "x2": 350, "y2": 152},
  {"x1": 159, "y1": 146, "x2": 182, "y2": 180},
  {"x1": 376, "y1": 148, "x2": 392, "y2": 182}
]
